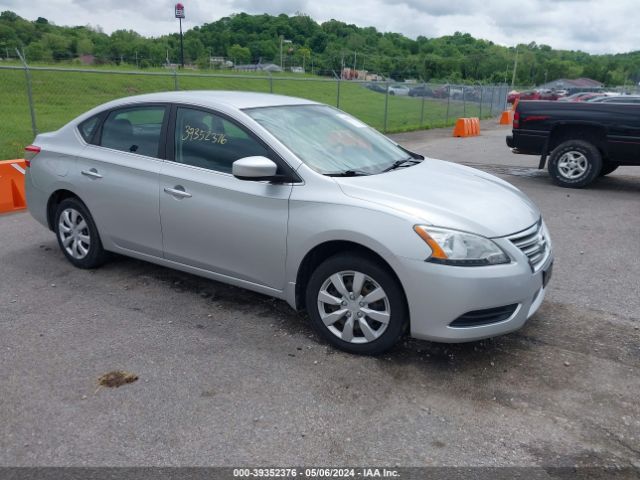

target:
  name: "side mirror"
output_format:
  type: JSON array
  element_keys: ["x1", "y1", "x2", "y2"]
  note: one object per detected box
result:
[{"x1": 232, "y1": 156, "x2": 278, "y2": 181}]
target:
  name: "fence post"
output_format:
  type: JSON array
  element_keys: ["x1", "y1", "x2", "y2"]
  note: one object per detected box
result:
[
  {"x1": 479, "y1": 86, "x2": 483, "y2": 119},
  {"x1": 269, "y1": 73, "x2": 273, "y2": 94},
  {"x1": 173, "y1": 69, "x2": 179, "y2": 90},
  {"x1": 336, "y1": 77, "x2": 341, "y2": 108},
  {"x1": 489, "y1": 86, "x2": 495, "y2": 116},
  {"x1": 462, "y1": 85, "x2": 466, "y2": 117},
  {"x1": 445, "y1": 85, "x2": 451, "y2": 125},
  {"x1": 503, "y1": 85, "x2": 508, "y2": 111},
  {"x1": 419, "y1": 84, "x2": 426, "y2": 127},
  {"x1": 383, "y1": 81, "x2": 390, "y2": 133},
  {"x1": 16, "y1": 48, "x2": 37, "y2": 137}
]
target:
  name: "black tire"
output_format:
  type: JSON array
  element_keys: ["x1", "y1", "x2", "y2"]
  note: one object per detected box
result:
[
  {"x1": 54, "y1": 197, "x2": 108, "y2": 269},
  {"x1": 599, "y1": 163, "x2": 619, "y2": 176},
  {"x1": 305, "y1": 253, "x2": 407, "y2": 355},
  {"x1": 548, "y1": 139, "x2": 602, "y2": 188}
]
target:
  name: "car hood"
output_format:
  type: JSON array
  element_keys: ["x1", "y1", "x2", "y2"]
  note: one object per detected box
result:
[{"x1": 334, "y1": 159, "x2": 540, "y2": 238}]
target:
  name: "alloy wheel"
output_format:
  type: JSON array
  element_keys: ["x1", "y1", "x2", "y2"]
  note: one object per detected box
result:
[{"x1": 557, "y1": 151, "x2": 588, "y2": 179}]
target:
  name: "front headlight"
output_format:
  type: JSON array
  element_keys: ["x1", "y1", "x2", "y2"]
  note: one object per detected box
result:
[{"x1": 413, "y1": 225, "x2": 510, "y2": 266}]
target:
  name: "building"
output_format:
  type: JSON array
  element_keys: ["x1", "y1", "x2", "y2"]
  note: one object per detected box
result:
[
  {"x1": 341, "y1": 68, "x2": 369, "y2": 80},
  {"x1": 234, "y1": 63, "x2": 283, "y2": 73},
  {"x1": 77, "y1": 54, "x2": 96, "y2": 65}
]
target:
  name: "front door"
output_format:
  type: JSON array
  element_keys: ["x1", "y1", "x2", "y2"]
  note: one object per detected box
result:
[{"x1": 159, "y1": 106, "x2": 292, "y2": 290}]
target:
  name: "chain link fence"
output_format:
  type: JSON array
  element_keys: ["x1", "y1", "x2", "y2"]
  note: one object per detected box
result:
[{"x1": 0, "y1": 64, "x2": 510, "y2": 160}]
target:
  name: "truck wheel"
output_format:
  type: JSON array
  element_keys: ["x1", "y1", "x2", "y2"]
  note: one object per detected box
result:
[
  {"x1": 548, "y1": 140, "x2": 602, "y2": 188},
  {"x1": 599, "y1": 164, "x2": 619, "y2": 176}
]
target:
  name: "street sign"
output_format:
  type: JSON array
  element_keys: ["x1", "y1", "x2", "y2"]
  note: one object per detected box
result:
[{"x1": 175, "y1": 3, "x2": 185, "y2": 18}]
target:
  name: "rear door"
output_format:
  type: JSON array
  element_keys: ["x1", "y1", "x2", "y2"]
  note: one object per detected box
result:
[
  {"x1": 159, "y1": 105, "x2": 293, "y2": 290},
  {"x1": 75, "y1": 103, "x2": 168, "y2": 257}
]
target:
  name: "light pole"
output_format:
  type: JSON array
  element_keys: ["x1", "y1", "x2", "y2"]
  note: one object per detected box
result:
[
  {"x1": 511, "y1": 47, "x2": 519, "y2": 88},
  {"x1": 175, "y1": 3, "x2": 185, "y2": 68},
  {"x1": 280, "y1": 36, "x2": 291, "y2": 70}
]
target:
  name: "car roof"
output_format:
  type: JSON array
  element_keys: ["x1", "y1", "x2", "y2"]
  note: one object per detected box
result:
[{"x1": 100, "y1": 90, "x2": 319, "y2": 111}]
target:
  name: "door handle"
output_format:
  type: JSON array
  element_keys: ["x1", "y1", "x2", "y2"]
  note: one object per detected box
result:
[
  {"x1": 163, "y1": 186, "x2": 192, "y2": 198},
  {"x1": 81, "y1": 168, "x2": 102, "y2": 179}
]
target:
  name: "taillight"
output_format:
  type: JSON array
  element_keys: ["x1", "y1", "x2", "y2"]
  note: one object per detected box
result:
[
  {"x1": 513, "y1": 111, "x2": 520, "y2": 129},
  {"x1": 24, "y1": 145, "x2": 41, "y2": 167}
]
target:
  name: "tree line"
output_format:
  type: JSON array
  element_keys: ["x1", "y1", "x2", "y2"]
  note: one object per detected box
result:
[{"x1": 1, "y1": 10, "x2": 639, "y2": 86}]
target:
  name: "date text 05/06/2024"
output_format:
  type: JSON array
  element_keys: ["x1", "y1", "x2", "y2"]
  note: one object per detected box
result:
[{"x1": 233, "y1": 468, "x2": 400, "y2": 478}]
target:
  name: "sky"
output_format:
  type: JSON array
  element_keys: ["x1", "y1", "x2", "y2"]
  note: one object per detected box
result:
[{"x1": 1, "y1": 0, "x2": 639, "y2": 54}]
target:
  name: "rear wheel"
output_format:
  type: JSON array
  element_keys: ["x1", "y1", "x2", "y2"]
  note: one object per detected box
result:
[
  {"x1": 599, "y1": 163, "x2": 619, "y2": 176},
  {"x1": 54, "y1": 198, "x2": 108, "y2": 269},
  {"x1": 305, "y1": 253, "x2": 407, "y2": 355},
  {"x1": 548, "y1": 139, "x2": 602, "y2": 188}
]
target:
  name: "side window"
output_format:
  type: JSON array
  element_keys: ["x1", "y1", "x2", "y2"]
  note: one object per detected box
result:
[
  {"x1": 78, "y1": 115, "x2": 100, "y2": 143},
  {"x1": 174, "y1": 107, "x2": 269, "y2": 173},
  {"x1": 100, "y1": 106, "x2": 166, "y2": 158}
]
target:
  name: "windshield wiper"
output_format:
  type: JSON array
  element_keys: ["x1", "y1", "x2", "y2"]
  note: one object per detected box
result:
[
  {"x1": 325, "y1": 170, "x2": 372, "y2": 177},
  {"x1": 380, "y1": 157, "x2": 422, "y2": 173}
]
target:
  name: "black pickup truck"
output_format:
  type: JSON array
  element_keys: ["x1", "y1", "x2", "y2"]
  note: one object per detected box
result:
[{"x1": 506, "y1": 101, "x2": 640, "y2": 187}]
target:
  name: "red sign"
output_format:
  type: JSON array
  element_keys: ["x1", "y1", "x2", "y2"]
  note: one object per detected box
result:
[{"x1": 175, "y1": 3, "x2": 185, "y2": 18}]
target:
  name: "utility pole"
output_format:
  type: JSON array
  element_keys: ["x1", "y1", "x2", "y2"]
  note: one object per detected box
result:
[
  {"x1": 175, "y1": 3, "x2": 185, "y2": 68},
  {"x1": 353, "y1": 50, "x2": 357, "y2": 72},
  {"x1": 511, "y1": 47, "x2": 519, "y2": 88}
]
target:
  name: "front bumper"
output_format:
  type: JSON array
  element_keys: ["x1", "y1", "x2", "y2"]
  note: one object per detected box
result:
[{"x1": 399, "y1": 242, "x2": 553, "y2": 343}]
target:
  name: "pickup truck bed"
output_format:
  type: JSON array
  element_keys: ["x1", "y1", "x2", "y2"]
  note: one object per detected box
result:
[{"x1": 506, "y1": 100, "x2": 640, "y2": 187}]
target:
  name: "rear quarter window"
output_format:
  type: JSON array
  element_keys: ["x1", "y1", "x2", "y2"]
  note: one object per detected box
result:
[{"x1": 78, "y1": 115, "x2": 100, "y2": 143}]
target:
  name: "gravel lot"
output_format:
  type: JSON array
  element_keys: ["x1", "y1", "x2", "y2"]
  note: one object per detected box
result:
[{"x1": 1, "y1": 123, "x2": 639, "y2": 469}]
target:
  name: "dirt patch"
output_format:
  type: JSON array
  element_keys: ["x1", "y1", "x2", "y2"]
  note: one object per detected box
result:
[{"x1": 97, "y1": 370, "x2": 138, "y2": 388}]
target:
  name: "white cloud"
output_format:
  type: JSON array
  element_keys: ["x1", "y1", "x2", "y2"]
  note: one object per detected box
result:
[{"x1": 1, "y1": 0, "x2": 638, "y2": 53}]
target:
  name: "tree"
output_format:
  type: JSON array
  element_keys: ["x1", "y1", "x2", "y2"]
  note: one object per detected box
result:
[
  {"x1": 227, "y1": 43, "x2": 251, "y2": 65},
  {"x1": 76, "y1": 37, "x2": 93, "y2": 55}
]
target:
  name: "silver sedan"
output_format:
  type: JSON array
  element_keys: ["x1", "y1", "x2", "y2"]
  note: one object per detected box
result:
[{"x1": 25, "y1": 91, "x2": 553, "y2": 355}]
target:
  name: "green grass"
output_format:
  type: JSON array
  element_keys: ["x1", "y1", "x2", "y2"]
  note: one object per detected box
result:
[{"x1": 0, "y1": 66, "x2": 502, "y2": 159}]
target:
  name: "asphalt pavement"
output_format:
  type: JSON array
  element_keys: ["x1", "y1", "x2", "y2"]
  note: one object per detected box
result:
[{"x1": 1, "y1": 123, "x2": 639, "y2": 469}]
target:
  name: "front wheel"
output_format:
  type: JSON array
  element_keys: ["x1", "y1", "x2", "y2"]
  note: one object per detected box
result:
[
  {"x1": 305, "y1": 253, "x2": 407, "y2": 355},
  {"x1": 548, "y1": 139, "x2": 602, "y2": 188}
]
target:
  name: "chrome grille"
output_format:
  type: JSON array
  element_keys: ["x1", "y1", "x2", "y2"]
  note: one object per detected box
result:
[{"x1": 508, "y1": 220, "x2": 548, "y2": 271}]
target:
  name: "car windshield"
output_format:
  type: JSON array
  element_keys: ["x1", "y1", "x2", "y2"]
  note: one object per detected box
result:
[{"x1": 244, "y1": 104, "x2": 410, "y2": 175}]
